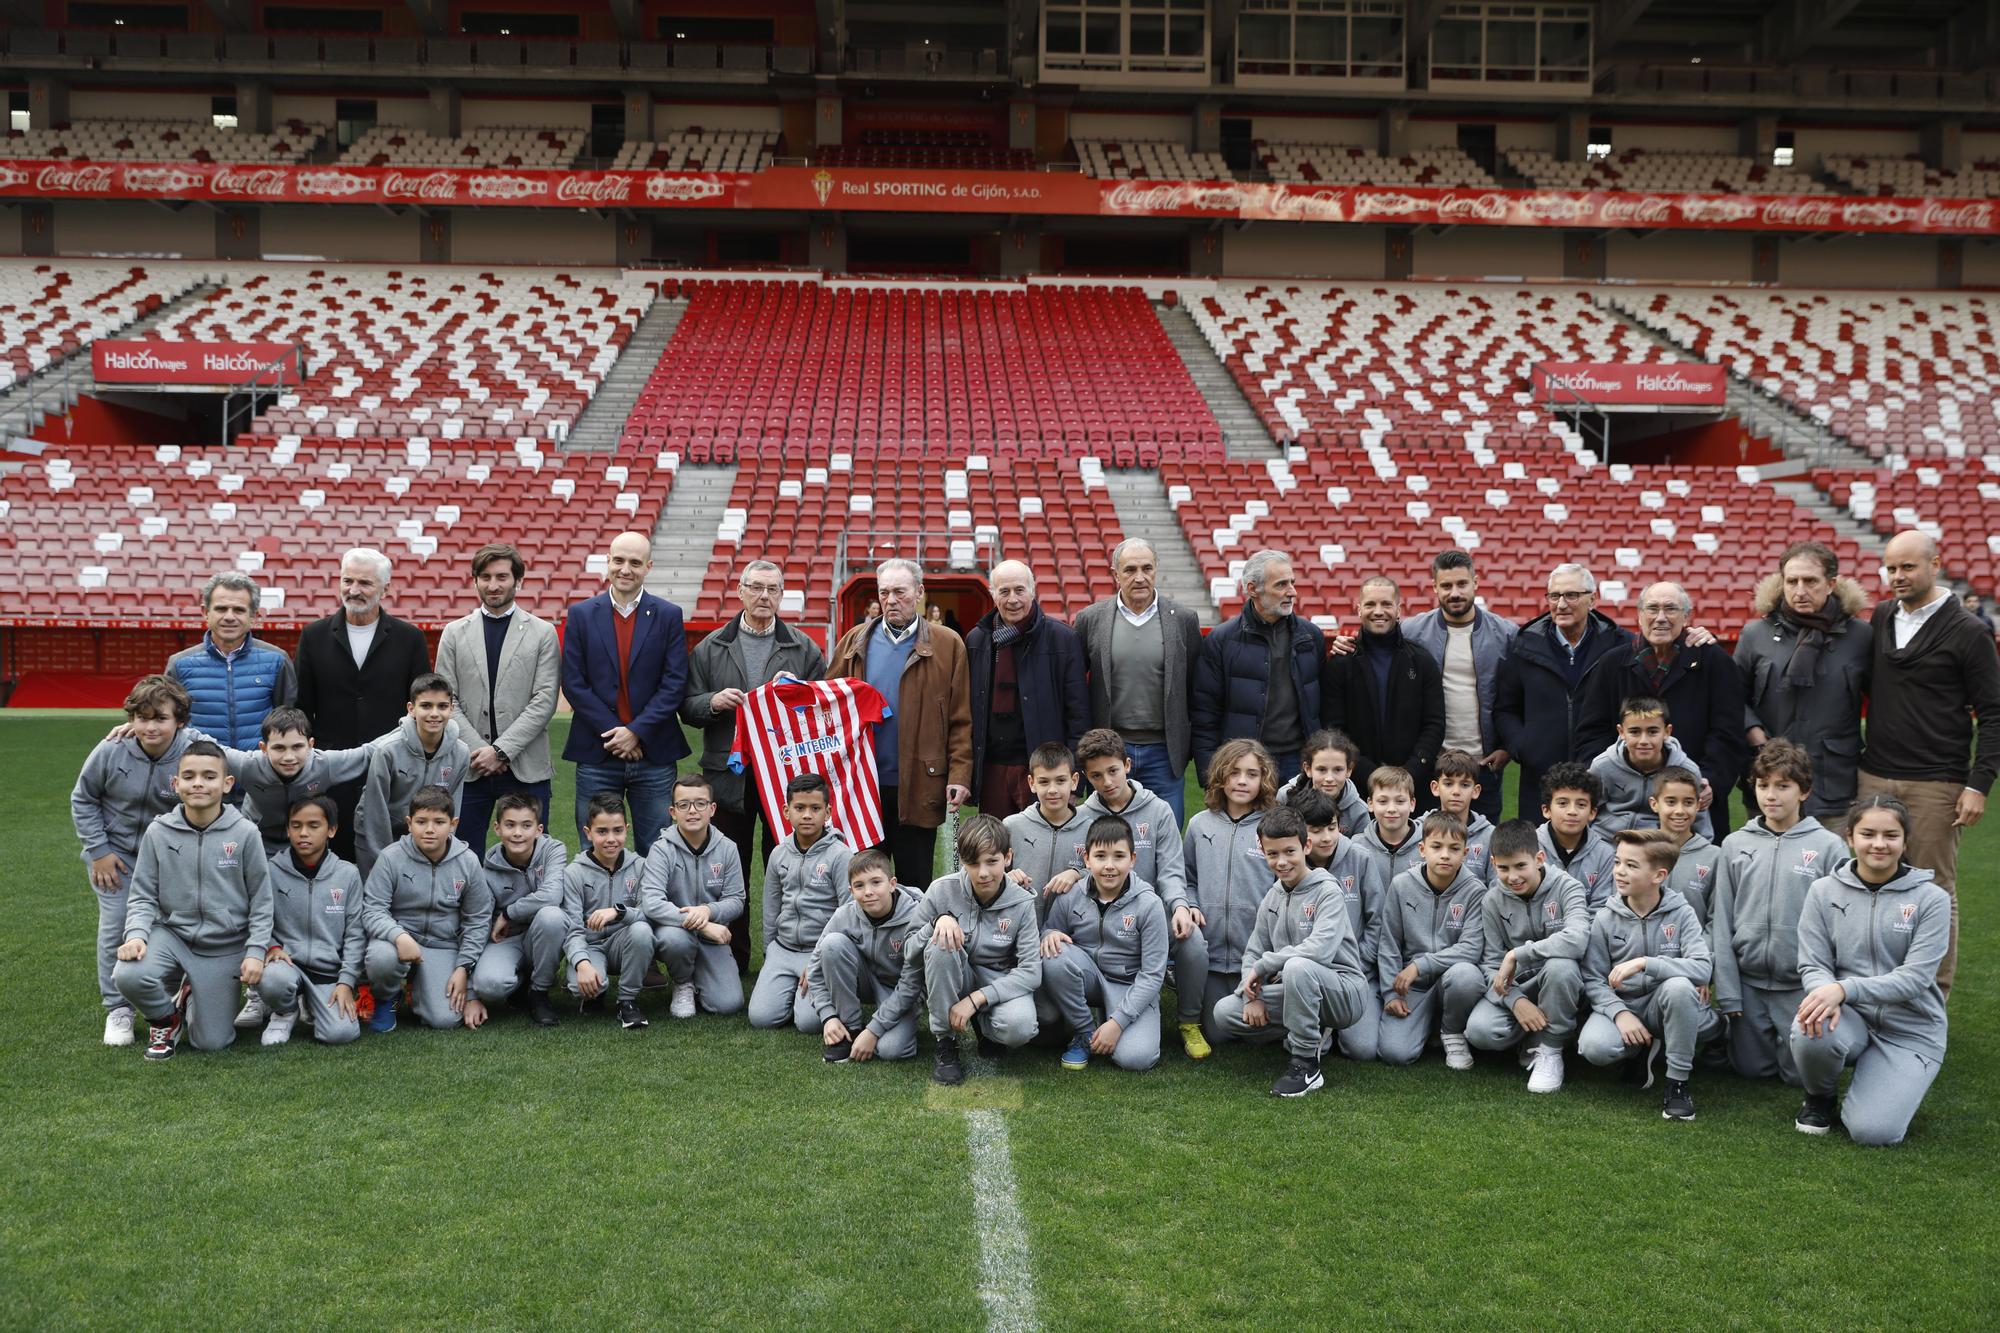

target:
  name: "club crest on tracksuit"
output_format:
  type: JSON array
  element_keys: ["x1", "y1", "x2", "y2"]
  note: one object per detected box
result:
[
  {"x1": 1661, "y1": 923, "x2": 1679, "y2": 953},
  {"x1": 1695, "y1": 864, "x2": 1710, "y2": 879},
  {"x1": 440, "y1": 767, "x2": 455, "y2": 783},
  {"x1": 306, "y1": 780, "x2": 321, "y2": 793},
  {"x1": 1122, "y1": 914, "x2": 1136, "y2": 929},
  {"x1": 1897, "y1": 903, "x2": 1917, "y2": 932},
  {"x1": 1544, "y1": 899, "x2": 1560, "y2": 923},
  {"x1": 997, "y1": 917, "x2": 1013, "y2": 934},
  {"x1": 218, "y1": 841, "x2": 240, "y2": 868},
  {"x1": 1449, "y1": 902, "x2": 1465, "y2": 924},
  {"x1": 890, "y1": 935, "x2": 905, "y2": 952},
  {"x1": 1303, "y1": 903, "x2": 1317, "y2": 919}
]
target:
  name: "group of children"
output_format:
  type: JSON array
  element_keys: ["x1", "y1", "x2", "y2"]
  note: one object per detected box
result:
[{"x1": 75, "y1": 678, "x2": 1950, "y2": 1146}]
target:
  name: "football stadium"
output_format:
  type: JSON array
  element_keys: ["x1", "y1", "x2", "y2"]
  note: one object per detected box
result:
[{"x1": 3, "y1": 2, "x2": 1999, "y2": 1326}]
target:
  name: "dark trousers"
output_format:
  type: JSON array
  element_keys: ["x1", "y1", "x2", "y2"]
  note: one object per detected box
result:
[
  {"x1": 978, "y1": 763, "x2": 1032, "y2": 819},
  {"x1": 876, "y1": 786, "x2": 941, "y2": 890},
  {"x1": 1472, "y1": 765, "x2": 1506, "y2": 822},
  {"x1": 326, "y1": 778, "x2": 364, "y2": 862},
  {"x1": 714, "y1": 797, "x2": 779, "y2": 975},
  {"x1": 458, "y1": 772, "x2": 553, "y2": 857}
]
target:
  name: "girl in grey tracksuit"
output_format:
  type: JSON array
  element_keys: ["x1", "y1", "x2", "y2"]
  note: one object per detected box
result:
[
  {"x1": 356, "y1": 717, "x2": 471, "y2": 878},
  {"x1": 258, "y1": 845, "x2": 366, "y2": 1045},
  {"x1": 1376, "y1": 862, "x2": 1490, "y2": 1066},
  {"x1": 362, "y1": 835, "x2": 493, "y2": 1029},
  {"x1": 1185, "y1": 805, "x2": 1271, "y2": 1040},
  {"x1": 471, "y1": 834, "x2": 568, "y2": 1004},
  {"x1": 1790, "y1": 858, "x2": 1949, "y2": 1146},
  {"x1": 1711, "y1": 813, "x2": 1848, "y2": 1084},
  {"x1": 807, "y1": 885, "x2": 929, "y2": 1061},
  {"x1": 1276, "y1": 772, "x2": 1369, "y2": 836},
  {"x1": 72, "y1": 728, "x2": 200, "y2": 1015},
  {"x1": 920, "y1": 871, "x2": 1043, "y2": 1048},
  {"x1": 748, "y1": 827, "x2": 852, "y2": 1031}
]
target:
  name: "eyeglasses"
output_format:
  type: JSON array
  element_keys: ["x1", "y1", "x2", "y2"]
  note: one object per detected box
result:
[
  {"x1": 1546, "y1": 590, "x2": 1592, "y2": 603},
  {"x1": 672, "y1": 799, "x2": 714, "y2": 813},
  {"x1": 740, "y1": 583, "x2": 781, "y2": 596},
  {"x1": 1639, "y1": 603, "x2": 1685, "y2": 616}
]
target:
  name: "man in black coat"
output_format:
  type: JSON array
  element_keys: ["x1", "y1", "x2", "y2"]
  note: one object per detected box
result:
[
  {"x1": 1190, "y1": 550, "x2": 1325, "y2": 784},
  {"x1": 294, "y1": 547, "x2": 432, "y2": 859},
  {"x1": 1494, "y1": 563, "x2": 1634, "y2": 818},
  {"x1": 1321, "y1": 576, "x2": 1445, "y2": 794},
  {"x1": 965, "y1": 561, "x2": 1090, "y2": 818},
  {"x1": 1573, "y1": 580, "x2": 1750, "y2": 835}
]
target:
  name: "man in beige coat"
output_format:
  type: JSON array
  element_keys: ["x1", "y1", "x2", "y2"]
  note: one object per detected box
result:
[{"x1": 435, "y1": 542, "x2": 561, "y2": 854}]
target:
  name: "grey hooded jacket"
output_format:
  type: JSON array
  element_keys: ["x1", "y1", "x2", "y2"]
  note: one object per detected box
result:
[
  {"x1": 482, "y1": 834, "x2": 569, "y2": 924},
  {"x1": 1377, "y1": 863, "x2": 1490, "y2": 993},
  {"x1": 361, "y1": 835, "x2": 492, "y2": 970},
  {"x1": 1239, "y1": 867, "x2": 1365, "y2": 983},
  {"x1": 919, "y1": 872, "x2": 1043, "y2": 1006},
  {"x1": 639, "y1": 824, "x2": 747, "y2": 928},
  {"x1": 1712, "y1": 814, "x2": 1849, "y2": 1010},
  {"x1": 71, "y1": 730, "x2": 201, "y2": 864},
  {"x1": 1582, "y1": 886, "x2": 1712, "y2": 1018},
  {"x1": 1478, "y1": 865, "x2": 1589, "y2": 995},
  {"x1": 1798, "y1": 859, "x2": 1949, "y2": 1058},
  {"x1": 268, "y1": 847, "x2": 366, "y2": 988},
  {"x1": 1184, "y1": 806, "x2": 1271, "y2": 975},
  {"x1": 123, "y1": 803, "x2": 274, "y2": 960},
  {"x1": 763, "y1": 828, "x2": 852, "y2": 953},
  {"x1": 356, "y1": 716, "x2": 471, "y2": 875},
  {"x1": 808, "y1": 885, "x2": 930, "y2": 1034}
]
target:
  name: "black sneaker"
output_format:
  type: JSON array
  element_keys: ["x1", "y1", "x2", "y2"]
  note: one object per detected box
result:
[
  {"x1": 527, "y1": 989, "x2": 559, "y2": 1027},
  {"x1": 1662, "y1": 1078, "x2": 1696, "y2": 1121},
  {"x1": 1795, "y1": 1093, "x2": 1839, "y2": 1136},
  {"x1": 142, "y1": 1012, "x2": 184, "y2": 1061},
  {"x1": 1272, "y1": 1055, "x2": 1325, "y2": 1098},
  {"x1": 617, "y1": 1000, "x2": 649, "y2": 1030},
  {"x1": 580, "y1": 995, "x2": 608, "y2": 1018},
  {"x1": 1622, "y1": 1041, "x2": 1661, "y2": 1091},
  {"x1": 976, "y1": 1033, "x2": 1005, "y2": 1061},
  {"x1": 824, "y1": 1037, "x2": 853, "y2": 1064},
  {"x1": 932, "y1": 1035, "x2": 965, "y2": 1086}
]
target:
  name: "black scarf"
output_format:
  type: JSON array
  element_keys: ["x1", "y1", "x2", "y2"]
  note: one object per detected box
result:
[{"x1": 1774, "y1": 594, "x2": 1845, "y2": 688}]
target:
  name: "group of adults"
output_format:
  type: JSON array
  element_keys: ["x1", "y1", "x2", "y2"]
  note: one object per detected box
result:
[{"x1": 162, "y1": 526, "x2": 1997, "y2": 996}]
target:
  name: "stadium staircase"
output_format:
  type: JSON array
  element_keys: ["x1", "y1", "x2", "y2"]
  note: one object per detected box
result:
[
  {"x1": 0, "y1": 280, "x2": 222, "y2": 443},
  {"x1": 557, "y1": 296, "x2": 687, "y2": 452},
  {"x1": 1102, "y1": 469, "x2": 1221, "y2": 625},
  {"x1": 644, "y1": 462, "x2": 740, "y2": 608},
  {"x1": 1767, "y1": 478, "x2": 1892, "y2": 573},
  {"x1": 1153, "y1": 301, "x2": 1282, "y2": 460}
]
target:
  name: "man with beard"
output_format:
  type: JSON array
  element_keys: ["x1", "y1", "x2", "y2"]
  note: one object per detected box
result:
[
  {"x1": 1190, "y1": 550, "x2": 1325, "y2": 784},
  {"x1": 1734, "y1": 541, "x2": 1870, "y2": 820},
  {"x1": 1320, "y1": 576, "x2": 1445, "y2": 793},
  {"x1": 295, "y1": 548, "x2": 431, "y2": 860},
  {"x1": 1401, "y1": 550, "x2": 1516, "y2": 820}
]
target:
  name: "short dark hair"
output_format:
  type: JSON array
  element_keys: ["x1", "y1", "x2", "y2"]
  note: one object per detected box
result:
[
  {"x1": 583, "y1": 791, "x2": 626, "y2": 826},
  {"x1": 1540, "y1": 762, "x2": 1602, "y2": 809},
  {"x1": 180, "y1": 739, "x2": 227, "y2": 765},
  {"x1": 260, "y1": 706, "x2": 313, "y2": 741},
  {"x1": 1075, "y1": 727, "x2": 1128, "y2": 767},
  {"x1": 1618, "y1": 695, "x2": 1670, "y2": 725},
  {"x1": 1027, "y1": 742, "x2": 1075, "y2": 775},
  {"x1": 1285, "y1": 787, "x2": 1338, "y2": 831},
  {"x1": 1432, "y1": 748, "x2": 1482, "y2": 784},
  {"x1": 785, "y1": 772, "x2": 830, "y2": 802},
  {"x1": 1421, "y1": 812, "x2": 1469, "y2": 846},
  {"x1": 471, "y1": 541, "x2": 525, "y2": 581},
  {"x1": 673, "y1": 772, "x2": 713, "y2": 798},
  {"x1": 847, "y1": 847, "x2": 895, "y2": 883},
  {"x1": 407, "y1": 784, "x2": 455, "y2": 818},
  {"x1": 1779, "y1": 540, "x2": 1837, "y2": 582},
  {"x1": 124, "y1": 674, "x2": 191, "y2": 725},
  {"x1": 956, "y1": 813, "x2": 1010, "y2": 862},
  {"x1": 1258, "y1": 806, "x2": 1307, "y2": 846},
  {"x1": 1845, "y1": 792, "x2": 1910, "y2": 837},
  {"x1": 287, "y1": 794, "x2": 339, "y2": 826},
  {"x1": 1431, "y1": 548, "x2": 1475, "y2": 578},
  {"x1": 1489, "y1": 818, "x2": 1539, "y2": 862},
  {"x1": 409, "y1": 672, "x2": 453, "y2": 703},
  {"x1": 493, "y1": 793, "x2": 541, "y2": 821},
  {"x1": 1649, "y1": 765, "x2": 1702, "y2": 799},
  {"x1": 1751, "y1": 737, "x2": 1815, "y2": 792},
  {"x1": 1302, "y1": 728, "x2": 1360, "y2": 770},
  {"x1": 1084, "y1": 814, "x2": 1134, "y2": 854}
]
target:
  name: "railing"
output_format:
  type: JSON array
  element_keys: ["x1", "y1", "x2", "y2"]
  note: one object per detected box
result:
[
  {"x1": 832, "y1": 527, "x2": 1004, "y2": 642},
  {"x1": 0, "y1": 349, "x2": 87, "y2": 450},
  {"x1": 218, "y1": 344, "x2": 308, "y2": 450},
  {"x1": 1538, "y1": 373, "x2": 1612, "y2": 463}
]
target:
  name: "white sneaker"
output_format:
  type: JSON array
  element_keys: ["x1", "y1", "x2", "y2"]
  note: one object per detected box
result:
[
  {"x1": 1527, "y1": 1045, "x2": 1566, "y2": 1094},
  {"x1": 262, "y1": 1009, "x2": 298, "y2": 1046},
  {"x1": 1519, "y1": 1042, "x2": 1537, "y2": 1069},
  {"x1": 669, "y1": 982, "x2": 697, "y2": 1020},
  {"x1": 103, "y1": 1006, "x2": 136, "y2": 1047},
  {"x1": 1442, "y1": 1032, "x2": 1474, "y2": 1071},
  {"x1": 235, "y1": 990, "x2": 270, "y2": 1029}
]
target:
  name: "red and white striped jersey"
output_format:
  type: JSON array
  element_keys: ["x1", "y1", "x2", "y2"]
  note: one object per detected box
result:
[{"x1": 729, "y1": 676, "x2": 891, "y2": 846}]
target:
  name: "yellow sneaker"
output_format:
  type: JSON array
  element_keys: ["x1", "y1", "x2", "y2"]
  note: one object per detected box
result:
[{"x1": 1179, "y1": 1022, "x2": 1212, "y2": 1060}]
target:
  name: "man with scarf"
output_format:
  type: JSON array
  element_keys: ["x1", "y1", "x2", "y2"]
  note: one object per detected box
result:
[
  {"x1": 1733, "y1": 541, "x2": 1871, "y2": 819},
  {"x1": 965, "y1": 561, "x2": 1089, "y2": 819},
  {"x1": 1320, "y1": 575, "x2": 1446, "y2": 793},
  {"x1": 1191, "y1": 550, "x2": 1327, "y2": 784},
  {"x1": 1574, "y1": 581, "x2": 1750, "y2": 835}
]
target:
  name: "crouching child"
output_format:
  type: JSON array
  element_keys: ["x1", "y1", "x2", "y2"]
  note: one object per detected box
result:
[
  {"x1": 361, "y1": 785, "x2": 493, "y2": 1032},
  {"x1": 1040, "y1": 815, "x2": 1169, "y2": 1072},
  {"x1": 923, "y1": 815, "x2": 1042, "y2": 1086},
  {"x1": 808, "y1": 849, "x2": 927, "y2": 1063},
  {"x1": 255, "y1": 795, "x2": 364, "y2": 1046}
]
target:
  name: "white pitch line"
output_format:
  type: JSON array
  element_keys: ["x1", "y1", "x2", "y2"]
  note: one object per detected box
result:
[{"x1": 963, "y1": 1107, "x2": 1040, "y2": 1333}]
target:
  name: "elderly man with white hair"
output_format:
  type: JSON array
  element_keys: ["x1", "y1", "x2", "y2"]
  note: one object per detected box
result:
[
  {"x1": 1495, "y1": 562, "x2": 1635, "y2": 815},
  {"x1": 1189, "y1": 549, "x2": 1325, "y2": 783},
  {"x1": 295, "y1": 546, "x2": 432, "y2": 860},
  {"x1": 964, "y1": 559, "x2": 1090, "y2": 818}
]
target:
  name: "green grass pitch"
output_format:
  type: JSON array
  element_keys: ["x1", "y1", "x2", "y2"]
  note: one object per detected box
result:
[{"x1": 3, "y1": 711, "x2": 1997, "y2": 1329}]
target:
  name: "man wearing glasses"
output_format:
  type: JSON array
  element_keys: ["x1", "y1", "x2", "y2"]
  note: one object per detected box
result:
[
  {"x1": 682, "y1": 559, "x2": 827, "y2": 976},
  {"x1": 1495, "y1": 564, "x2": 1635, "y2": 817}
]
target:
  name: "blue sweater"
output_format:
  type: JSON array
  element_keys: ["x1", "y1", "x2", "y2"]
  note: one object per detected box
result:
[
  {"x1": 864, "y1": 624, "x2": 919, "y2": 786},
  {"x1": 166, "y1": 634, "x2": 297, "y2": 751}
]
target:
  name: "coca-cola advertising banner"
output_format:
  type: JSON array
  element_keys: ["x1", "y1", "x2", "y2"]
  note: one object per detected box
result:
[
  {"x1": 1532, "y1": 362, "x2": 1728, "y2": 408},
  {"x1": 94, "y1": 339, "x2": 302, "y2": 385},
  {"x1": 4, "y1": 159, "x2": 1997, "y2": 236}
]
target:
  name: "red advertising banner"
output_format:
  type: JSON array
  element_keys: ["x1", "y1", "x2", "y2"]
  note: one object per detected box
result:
[
  {"x1": 94, "y1": 339, "x2": 303, "y2": 385},
  {"x1": 3, "y1": 159, "x2": 1998, "y2": 236},
  {"x1": 1532, "y1": 362, "x2": 1729, "y2": 407}
]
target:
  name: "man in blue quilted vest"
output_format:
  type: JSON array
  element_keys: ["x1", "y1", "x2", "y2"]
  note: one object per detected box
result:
[{"x1": 166, "y1": 571, "x2": 298, "y2": 753}]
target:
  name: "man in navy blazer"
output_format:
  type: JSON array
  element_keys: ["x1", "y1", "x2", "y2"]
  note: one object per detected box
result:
[{"x1": 560, "y1": 531, "x2": 690, "y2": 853}]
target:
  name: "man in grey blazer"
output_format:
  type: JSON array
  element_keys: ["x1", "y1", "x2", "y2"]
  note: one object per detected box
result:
[
  {"x1": 1072, "y1": 538, "x2": 1204, "y2": 823},
  {"x1": 435, "y1": 542, "x2": 561, "y2": 854},
  {"x1": 681, "y1": 559, "x2": 827, "y2": 973}
]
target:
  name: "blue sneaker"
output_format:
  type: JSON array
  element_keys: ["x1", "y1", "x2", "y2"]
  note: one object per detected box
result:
[
  {"x1": 367, "y1": 989, "x2": 399, "y2": 1034},
  {"x1": 1061, "y1": 1032, "x2": 1091, "y2": 1071}
]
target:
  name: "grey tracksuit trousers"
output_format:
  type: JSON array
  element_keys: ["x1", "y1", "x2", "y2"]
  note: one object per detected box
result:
[
  {"x1": 365, "y1": 941, "x2": 468, "y2": 1029},
  {"x1": 113, "y1": 928, "x2": 243, "y2": 1051},
  {"x1": 257, "y1": 962, "x2": 361, "y2": 1045},
  {"x1": 1378, "y1": 963, "x2": 1485, "y2": 1065},
  {"x1": 1579, "y1": 976, "x2": 1721, "y2": 1081},
  {"x1": 925, "y1": 950, "x2": 1039, "y2": 1046},
  {"x1": 94, "y1": 864, "x2": 135, "y2": 1010},
  {"x1": 1790, "y1": 1013, "x2": 1941, "y2": 1147},
  {"x1": 748, "y1": 943, "x2": 818, "y2": 1031},
  {"x1": 656, "y1": 926, "x2": 745, "y2": 1015},
  {"x1": 1040, "y1": 948, "x2": 1160, "y2": 1070},
  {"x1": 561, "y1": 921, "x2": 655, "y2": 1005},
  {"x1": 1465, "y1": 957, "x2": 1583, "y2": 1053},
  {"x1": 1730, "y1": 984, "x2": 1804, "y2": 1085},
  {"x1": 810, "y1": 934, "x2": 918, "y2": 1060},
  {"x1": 1212, "y1": 956, "x2": 1368, "y2": 1060}
]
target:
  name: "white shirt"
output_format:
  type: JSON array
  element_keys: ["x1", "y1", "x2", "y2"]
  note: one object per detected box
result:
[
  {"x1": 610, "y1": 594, "x2": 639, "y2": 619},
  {"x1": 479, "y1": 603, "x2": 516, "y2": 621},
  {"x1": 1117, "y1": 595, "x2": 1160, "y2": 628},
  {"x1": 1441, "y1": 621, "x2": 1482, "y2": 754},
  {"x1": 1892, "y1": 588, "x2": 1951, "y2": 650},
  {"x1": 344, "y1": 617, "x2": 378, "y2": 666}
]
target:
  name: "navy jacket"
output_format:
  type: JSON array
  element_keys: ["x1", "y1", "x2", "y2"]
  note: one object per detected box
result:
[
  {"x1": 1574, "y1": 636, "x2": 1753, "y2": 784},
  {"x1": 1320, "y1": 626, "x2": 1447, "y2": 790},
  {"x1": 966, "y1": 603, "x2": 1090, "y2": 797},
  {"x1": 166, "y1": 633, "x2": 297, "y2": 752},
  {"x1": 559, "y1": 591, "x2": 692, "y2": 769},
  {"x1": 1190, "y1": 610, "x2": 1325, "y2": 779},
  {"x1": 1493, "y1": 610, "x2": 1634, "y2": 780}
]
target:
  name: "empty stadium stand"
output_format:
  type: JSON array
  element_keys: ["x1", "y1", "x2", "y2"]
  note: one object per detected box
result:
[
  {"x1": 1815, "y1": 460, "x2": 2000, "y2": 594},
  {"x1": 341, "y1": 125, "x2": 584, "y2": 168},
  {"x1": 816, "y1": 130, "x2": 1031, "y2": 171},
  {"x1": 0, "y1": 263, "x2": 208, "y2": 389},
  {"x1": 1, "y1": 118, "x2": 326, "y2": 163},
  {"x1": 1258, "y1": 143, "x2": 1493, "y2": 187},
  {"x1": 1505, "y1": 148, "x2": 1829, "y2": 194},
  {"x1": 1821, "y1": 155, "x2": 2000, "y2": 198},
  {"x1": 1075, "y1": 139, "x2": 1231, "y2": 180},
  {"x1": 608, "y1": 130, "x2": 779, "y2": 172}
]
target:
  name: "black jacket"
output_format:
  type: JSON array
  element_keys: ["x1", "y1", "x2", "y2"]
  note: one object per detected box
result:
[
  {"x1": 1573, "y1": 635, "x2": 1752, "y2": 786},
  {"x1": 1190, "y1": 610, "x2": 1326, "y2": 779},
  {"x1": 1493, "y1": 610, "x2": 1634, "y2": 779},
  {"x1": 1861, "y1": 594, "x2": 2000, "y2": 793},
  {"x1": 1320, "y1": 626, "x2": 1447, "y2": 790},
  {"x1": 966, "y1": 604, "x2": 1090, "y2": 797},
  {"x1": 295, "y1": 610, "x2": 432, "y2": 750}
]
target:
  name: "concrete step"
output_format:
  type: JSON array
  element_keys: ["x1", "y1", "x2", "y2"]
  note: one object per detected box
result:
[
  {"x1": 644, "y1": 463, "x2": 738, "y2": 606},
  {"x1": 1153, "y1": 301, "x2": 1281, "y2": 461},
  {"x1": 560, "y1": 296, "x2": 686, "y2": 452},
  {"x1": 1103, "y1": 468, "x2": 1219, "y2": 625}
]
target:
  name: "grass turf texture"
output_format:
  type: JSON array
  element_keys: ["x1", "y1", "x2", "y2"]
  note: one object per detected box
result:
[{"x1": 3, "y1": 711, "x2": 1996, "y2": 1329}]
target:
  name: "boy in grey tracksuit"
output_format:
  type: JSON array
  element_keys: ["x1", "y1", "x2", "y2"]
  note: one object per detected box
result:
[
  {"x1": 1210, "y1": 810, "x2": 1370, "y2": 1097},
  {"x1": 191, "y1": 708, "x2": 383, "y2": 854},
  {"x1": 1003, "y1": 801, "x2": 1091, "y2": 926},
  {"x1": 548, "y1": 844, "x2": 654, "y2": 1012},
  {"x1": 808, "y1": 867, "x2": 929, "y2": 1062},
  {"x1": 748, "y1": 814, "x2": 853, "y2": 1032},
  {"x1": 1790, "y1": 859, "x2": 1950, "y2": 1146},
  {"x1": 1465, "y1": 844, "x2": 1589, "y2": 1078},
  {"x1": 1040, "y1": 850, "x2": 1170, "y2": 1073},
  {"x1": 1590, "y1": 735, "x2": 1710, "y2": 837},
  {"x1": 1649, "y1": 765, "x2": 1727, "y2": 928},
  {"x1": 1376, "y1": 827, "x2": 1490, "y2": 1068},
  {"x1": 1078, "y1": 776, "x2": 1204, "y2": 1035},
  {"x1": 356, "y1": 711, "x2": 471, "y2": 879},
  {"x1": 1666, "y1": 830, "x2": 1730, "y2": 929},
  {"x1": 1539, "y1": 822, "x2": 1616, "y2": 911},
  {"x1": 1712, "y1": 811, "x2": 1847, "y2": 1085},
  {"x1": 1578, "y1": 883, "x2": 1719, "y2": 1097},
  {"x1": 920, "y1": 868, "x2": 1043, "y2": 1050},
  {"x1": 113, "y1": 781, "x2": 275, "y2": 1056},
  {"x1": 1185, "y1": 806, "x2": 1273, "y2": 1041},
  {"x1": 362, "y1": 826, "x2": 493, "y2": 1030},
  {"x1": 256, "y1": 816, "x2": 365, "y2": 1046},
  {"x1": 641, "y1": 820, "x2": 748, "y2": 1016},
  {"x1": 469, "y1": 826, "x2": 568, "y2": 1006},
  {"x1": 1302, "y1": 810, "x2": 1388, "y2": 1062},
  {"x1": 1350, "y1": 819, "x2": 1424, "y2": 895}
]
